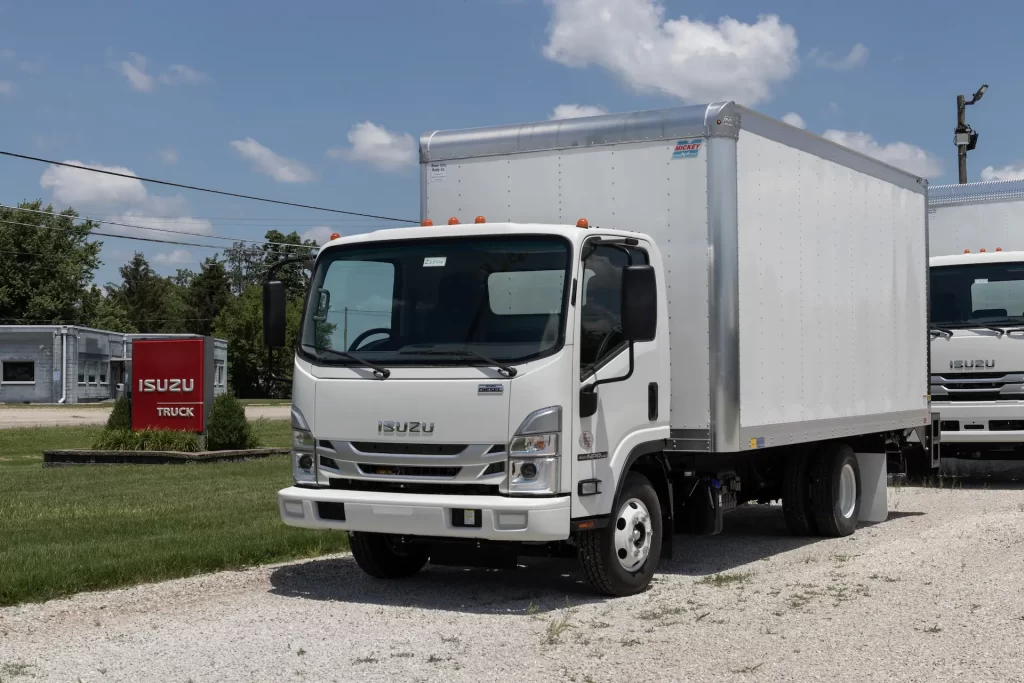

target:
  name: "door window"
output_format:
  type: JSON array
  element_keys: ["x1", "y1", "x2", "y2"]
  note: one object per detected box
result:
[{"x1": 579, "y1": 244, "x2": 649, "y2": 378}]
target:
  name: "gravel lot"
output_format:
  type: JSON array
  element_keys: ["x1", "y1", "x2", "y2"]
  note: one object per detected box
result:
[
  {"x1": 2, "y1": 486, "x2": 1022, "y2": 683},
  {"x1": 0, "y1": 404, "x2": 290, "y2": 429}
]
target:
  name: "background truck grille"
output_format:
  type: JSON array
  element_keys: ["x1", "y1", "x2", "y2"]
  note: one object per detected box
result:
[{"x1": 930, "y1": 372, "x2": 1024, "y2": 402}]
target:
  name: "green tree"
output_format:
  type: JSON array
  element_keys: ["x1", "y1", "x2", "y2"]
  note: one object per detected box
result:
[
  {"x1": 81, "y1": 286, "x2": 136, "y2": 333},
  {"x1": 106, "y1": 253, "x2": 189, "y2": 333},
  {"x1": 0, "y1": 201, "x2": 102, "y2": 325},
  {"x1": 261, "y1": 229, "x2": 318, "y2": 300},
  {"x1": 224, "y1": 240, "x2": 265, "y2": 295},
  {"x1": 186, "y1": 257, "x2": 232, "y2": 336}
]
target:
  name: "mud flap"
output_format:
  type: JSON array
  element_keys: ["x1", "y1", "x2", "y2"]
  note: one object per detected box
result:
[{"x1": 683, "y1": 477, "x2": 727, "y2": 536}]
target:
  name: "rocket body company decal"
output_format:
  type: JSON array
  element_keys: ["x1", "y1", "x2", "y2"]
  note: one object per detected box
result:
[
  {"x1": 579, "y1": 431, "x2": 594, "y2": 451},
  {"x1": 672, "y1": 138, "x2": 702, "y2": 159}
]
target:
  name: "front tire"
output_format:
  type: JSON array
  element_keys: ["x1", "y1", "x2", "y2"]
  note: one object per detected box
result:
[
  {"x1": 349, "y1": 532, "x2": 429, "y2": 579},
  {"x1": 578, "y1": 472, "x2": 663, "y2": 597},
  {"x1": 809, "y1": 443, "x2": 861, "y2": 537}
]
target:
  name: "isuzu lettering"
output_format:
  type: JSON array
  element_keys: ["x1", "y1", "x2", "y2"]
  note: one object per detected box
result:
[
  {"x1": 928, "y1": 179, "x2": 1024, "y2": 478},
  {"x1": 266, "y1": 102, "x2": 938, "y2": 596}
]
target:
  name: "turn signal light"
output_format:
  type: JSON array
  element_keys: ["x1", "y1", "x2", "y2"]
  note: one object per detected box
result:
[
  {"x1": 421, "y1": 219, "x2": 434, "y2": 226},
  {"x1": 448, "y1": 217, "x2": 460, "y2": 225}
]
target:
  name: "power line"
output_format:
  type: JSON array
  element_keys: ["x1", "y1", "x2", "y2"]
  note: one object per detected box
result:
[
  {"x1": 0, "y1": 203, "x2": 320, "y2": 249},
  {"x1": 0, "y1": 150, "x2": 418, "y2": 223}
]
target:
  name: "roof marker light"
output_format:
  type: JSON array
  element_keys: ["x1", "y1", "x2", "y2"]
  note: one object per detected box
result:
[
  {"x1": 421, "y1": 219, "x2": 433, "y2": 226},
  {"x1": 996, "y1": 247, "x2": 1002, "y2": 251},
  {"x1": 576, "y1": 218, "x2": 589, "y2": 229},
  {"x1": 964, "y1": 249, "x2": 970, "y2": 253},
  {"x1": 980, "y1": 248, "x2": 987, "y2": 253},
  {"x1": 475, "y1": 216, "x2": 486, "y2": 224},
  {"x1": 330, "y1": 232, "x2": 340, "y2": 240},
  {"x1": 448, "y1": 217, "x2": 460, "y2": 225}
]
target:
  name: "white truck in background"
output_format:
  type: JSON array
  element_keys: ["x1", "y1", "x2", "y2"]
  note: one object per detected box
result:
[
  {"x1": 928, "y1": 179, "x2": 1024, "y2": 478},
  {"x1": 265, "y1": 102, "x2": 938, "y2": 596}
]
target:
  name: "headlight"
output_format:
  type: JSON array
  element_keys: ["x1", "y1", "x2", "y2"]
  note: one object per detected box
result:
[
  {"x1": 291, "y1": 407, "x2": 316, "y2": 485},
  {"x1": 508, "y1": 406, "x2": 562, "y2": 497}
]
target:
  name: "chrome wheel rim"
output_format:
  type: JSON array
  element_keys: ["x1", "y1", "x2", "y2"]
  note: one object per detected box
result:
[
  {"x1": 839, "y1": 463, "x2": 857, "y2": 519},
  {"x1": 614, "y1": 497, "x2": 653, "y2": 571}
]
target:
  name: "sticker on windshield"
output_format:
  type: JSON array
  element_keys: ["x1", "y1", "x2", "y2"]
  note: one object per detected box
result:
[{"x1": 423, "y1": 257, "x2": 447, "y2": 267}]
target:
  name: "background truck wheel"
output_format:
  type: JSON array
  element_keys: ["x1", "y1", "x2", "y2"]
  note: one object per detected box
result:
[
  {"x1": 349, "y1": 532, "x2": 429, "y2": 579},
  {"x1": 782, "y1": 450, "x2": 817, "y2": 536},
  {"x1": 809, "y1": 443, "x2": 861, "y2": 536},
  {"x1": 577, "y1": 472, "x2": 662, "y2": 597}
]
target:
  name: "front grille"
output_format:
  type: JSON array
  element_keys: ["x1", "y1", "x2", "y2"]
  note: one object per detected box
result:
[
  {"x1": 358, "y1": 464, "x2": 460, "y2": 478},
  {"x1": 329, "y1": 478, "x2": 501, "y2": 496},
  {"x1": 350, "y1": 442, "x2": 466, "y2": 456},
  {"x1": 931, "y1": 371, "x2": 1024, "y2": 403},
  {"x1": 990, "y1": 420, "x2": 1024, "y2": 431},
  {"x1": 932, "y1": 392, "x2": 1024, "y2": 402}
]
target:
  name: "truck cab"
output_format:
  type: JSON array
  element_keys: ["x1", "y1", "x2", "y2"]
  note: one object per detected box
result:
[
  {"x1": 929, "y1": 250, "x2": 1024, "y2": 476},
  {"x1": 269, "y1": 220, "x2": 670, "y2": 595}
]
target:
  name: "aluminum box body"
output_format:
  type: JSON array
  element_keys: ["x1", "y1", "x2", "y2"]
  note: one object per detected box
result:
[{"x1": 421, "y1": 102, "x2": 931, "y2": 452}]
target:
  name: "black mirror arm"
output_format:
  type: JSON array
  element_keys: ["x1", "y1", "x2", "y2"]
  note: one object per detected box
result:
[
  {"x1": 264, "y1": 256, "x2": 313, "y2": 386},
  {"x1": 583, "y1": 343, "x2": 635, "y2": 395}
]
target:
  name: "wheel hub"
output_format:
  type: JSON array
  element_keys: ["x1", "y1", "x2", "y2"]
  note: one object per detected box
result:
[
  {"x1": 614, "y1": 498, "x2": 653, "y2": 571},
  {"x1": 839, "y1": 462, "x2": 857, "y2": 519}
]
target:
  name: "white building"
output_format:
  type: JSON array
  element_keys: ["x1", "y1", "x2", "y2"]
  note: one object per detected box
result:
[{"x1": 0, "y1": 325, "x2": 228, "y2": 404}]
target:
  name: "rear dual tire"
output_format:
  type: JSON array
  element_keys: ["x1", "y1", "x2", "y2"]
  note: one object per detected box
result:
[{"x1": 783, "y1": 443, "x2": 861, "y2": 537}]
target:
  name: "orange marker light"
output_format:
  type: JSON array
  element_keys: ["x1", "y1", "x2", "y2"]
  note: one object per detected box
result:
[
  {"x1": 964, "y1": 249, "x2": 971, "y2": 253},
  {"x1": 980, "y1": 248, "x2": 987, "y2": 253},
  {"x1": 997, "y1": 247, "x2": 1003, "y2": 251},
  {"x1": 475, "y1": 215, "x2": 486, "y2": 224},
  {"x1": 421, "y1": 219, "x2": 434, "y2": 226},
  {"x1": 330, "y1": 232, "x2": 341, "y2": 240},
  {"x1": 576, "y1": 218, "x2": 589, "y2": 229},
  {"x1": 448, "y1": 217, "x2": 460, "y2": 225}
]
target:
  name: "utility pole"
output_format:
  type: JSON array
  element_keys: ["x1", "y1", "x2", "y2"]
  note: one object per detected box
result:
[{"x1": 955, "y1": 84, "x2": 988, "y2": 184}]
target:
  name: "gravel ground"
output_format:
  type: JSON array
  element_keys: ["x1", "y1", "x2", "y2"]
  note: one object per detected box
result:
[
  {"x1": 2, "y1": 486, "x2": 1023, "y2": 683},
  {"x1": 0, "y1": 405, "x2": 289, "y2": 429}
]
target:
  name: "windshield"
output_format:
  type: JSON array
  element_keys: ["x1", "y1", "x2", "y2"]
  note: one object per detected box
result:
[
  {"x1": 931, "y1": 261, "x2": 1024, "y2": 325},
  {"x1": 300, "y1": 235, "x2": 571, "y2": 366}
]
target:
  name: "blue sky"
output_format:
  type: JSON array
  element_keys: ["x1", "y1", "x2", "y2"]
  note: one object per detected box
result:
[{"x1": 1, "y1": 0, "x2": 1021, "y2": 285}]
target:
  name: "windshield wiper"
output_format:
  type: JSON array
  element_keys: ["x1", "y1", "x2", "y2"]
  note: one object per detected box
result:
[
  {"x1": 314, "y1": 348, "x2": 390, "y2": 379},
  {"x1": 933, "y1": 322, "x2": 1017, "y2": 337},
  {"x1": 400, "y1": 349, "x2": 517, "y2": 377}
]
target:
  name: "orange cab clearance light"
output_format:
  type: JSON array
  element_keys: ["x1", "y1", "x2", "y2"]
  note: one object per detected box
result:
[
  {"x1": 329, "y1": 232, "x2": 340, "y2": 240},
  {"x1": 448, "y1": 217, "x2": 460, "y2": 225},
  {"x1": 475, "y1": 216, "x2": 486, "y2": 223},
  {"x1": 421, "y1": 219, "x2": 434, "y2": 226},
  {"x1": 576, "y1": 218, "x2": 589, "y2": 229}
]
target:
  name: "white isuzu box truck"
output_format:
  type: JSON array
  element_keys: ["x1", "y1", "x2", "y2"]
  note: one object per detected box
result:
[
  {"x1": 266, "y1": 102, "x2": 938, "y2": 596},
  {"x1": 928, "y1": 179, "x2": 1024, "y2": 477}
]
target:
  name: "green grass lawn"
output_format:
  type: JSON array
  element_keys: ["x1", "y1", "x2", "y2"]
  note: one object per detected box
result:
[{"x1": 0, "y1": 420, "x2": 347, "y2": 607}]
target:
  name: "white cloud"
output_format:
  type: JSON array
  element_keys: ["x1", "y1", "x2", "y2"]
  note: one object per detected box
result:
[
  {"x1": 822, "y1": 130, "x2": 942, "y2": 178},
  {"x1": 782, "y1": 112, "x2": 806, "y2": 129},
  {"x1": 809, "y1": 43, "x2": 869, "y2": 71},
  {"x1": 550, "y1": 104, "x2": 609, "y2": 119},
  {"x1": 0, "y1": 81, "x2": 13, "y2": 97},
  {"x1": 154, "y1": 249, "x2": 193, "y2": 265},
  {"x1": 542, "y1": 0, "x2": 798, "y2": 105},
  {"x1": 117, "y1": 53, "x2": 209, "y2": 92},
  {"x1": 980, "y1": 165, "x2": 1024, "y2": 182},
  {"x1": 38, "y1": 160, "x2": 213, "y2": 240},
  {"x1": 159, "y1": 64, "x2": 210, "y2": 86},
  {"x1": 41, "y1": 161, "x2": 148, "y2": 205},
  {"x1": 20, "y1": 58, "x2": 44, "y2": 74},
  {"x1": 302, "y1": 226, "x2": 338, "y2": 245},
  {"x1": 159, "y1": 147, "x2": 179, "y2": 165},
  {"x1": 120, "y1": 53, "x2": 154, "y2": 92},
  {"x1": 230, "y1": 138, "x2": 316, "y2": 183},
  {"x1": 328, "y1": 121, "x2": 416, "y2": 172}
]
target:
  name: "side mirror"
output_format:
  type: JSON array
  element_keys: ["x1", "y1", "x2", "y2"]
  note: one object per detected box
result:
[
  {"x1": 580, "y1": 386, "x2": 598, "y2": 419},
  {"x1": 263, "y1": 281, "x2": 287, "y2": 348},
  {"x1": 621, "y1": 265, "x2": 657, "y2": 342}
]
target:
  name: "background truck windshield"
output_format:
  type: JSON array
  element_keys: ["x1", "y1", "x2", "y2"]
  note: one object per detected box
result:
[
  {"x1": 301, "y1": 236, "x2": 571, "y2": 365},
  {"x1": 931, "y1": 261, "x2": 1024, "y2": 325}
]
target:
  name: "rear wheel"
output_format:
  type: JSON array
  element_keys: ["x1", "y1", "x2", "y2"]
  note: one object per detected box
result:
[
  {"x1": 577, "y1": 472, "x2": 662, "y2": 597},
  {"x1": 349, "y1": 532, "x2": 429, "y2": 579},
  {"x1": 782, "y1": 450, "x2": 817, "y2": 536},
  {"x1": 809, "y1": 443, "x2": 861, "y2": 536}
]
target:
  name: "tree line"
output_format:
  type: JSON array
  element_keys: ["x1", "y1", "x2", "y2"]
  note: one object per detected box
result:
[{"x1": 0, "y1": 201, "x2": 317, "y2": 398}]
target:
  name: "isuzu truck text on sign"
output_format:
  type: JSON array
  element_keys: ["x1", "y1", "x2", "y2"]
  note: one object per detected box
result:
[{"x1": 131, "y1": 337, "x2": 215, "y2": 432}]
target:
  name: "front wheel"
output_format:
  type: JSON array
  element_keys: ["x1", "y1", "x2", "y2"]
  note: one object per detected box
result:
[
  {"x1": 349, "y1": 532, "x2": 429, "y2": 579},
  {"x1": 577, "y1": 472, "x2": 663, "y2": 596}
]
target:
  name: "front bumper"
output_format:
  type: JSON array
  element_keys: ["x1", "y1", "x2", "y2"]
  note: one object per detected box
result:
[
  {"x1": 278, "y1": 486, "x2": 571, "y2": 542},
  {"x1": 932, "y1": 401, "x2": 1024, "y2": 444}
]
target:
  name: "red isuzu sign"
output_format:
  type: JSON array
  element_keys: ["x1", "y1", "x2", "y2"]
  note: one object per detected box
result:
[{"x1": 131, "y1": 337, "x2": 214, "y2": 432}]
